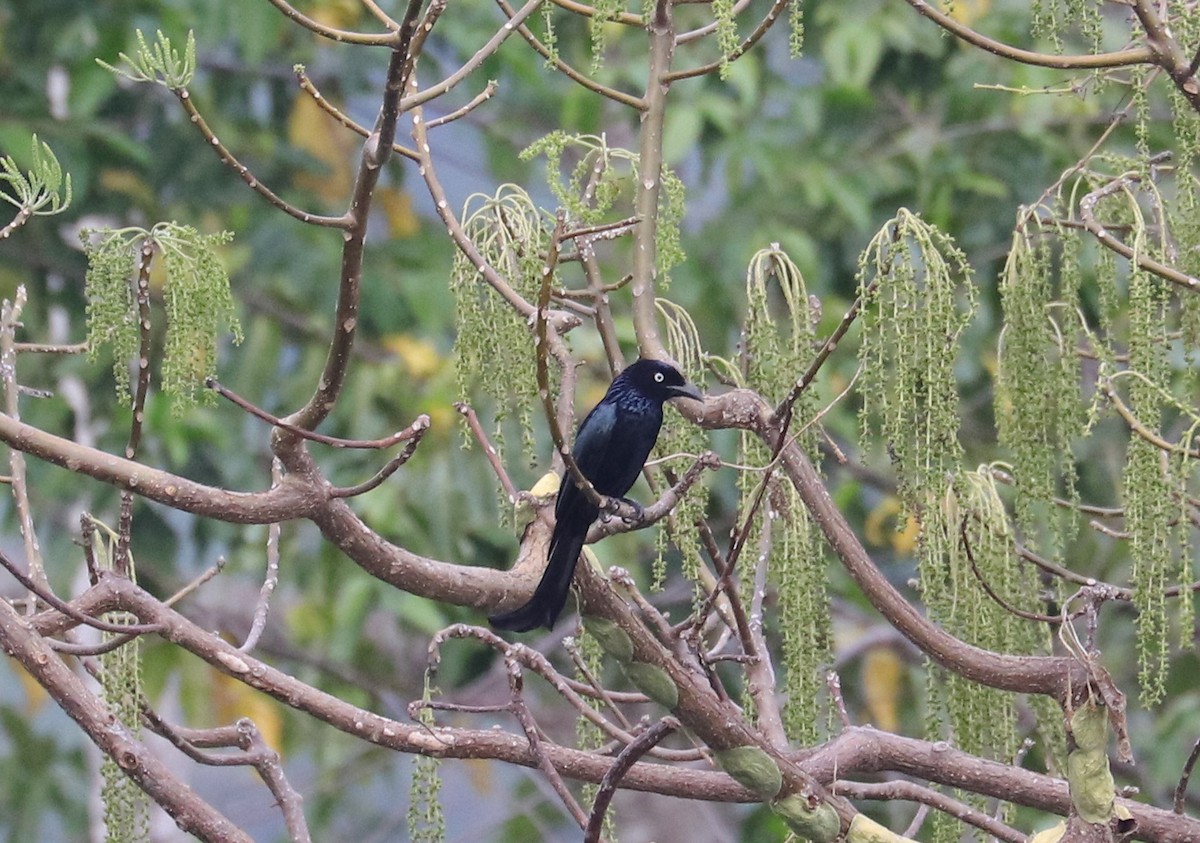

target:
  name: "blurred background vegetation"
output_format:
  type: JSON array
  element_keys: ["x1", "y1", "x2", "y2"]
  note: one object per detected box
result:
[{"x1": 0, "y1": 0, "x2": 1192, "y2": 840}]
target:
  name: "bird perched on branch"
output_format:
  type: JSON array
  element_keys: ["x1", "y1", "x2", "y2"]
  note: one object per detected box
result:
[{"x1": 489, "y1": 358, "x2": 703, "y2": 632}]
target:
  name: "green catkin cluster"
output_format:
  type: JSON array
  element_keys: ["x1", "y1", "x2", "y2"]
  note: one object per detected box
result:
[
  {"x1": 521, "y1": 132, "x2": 686, "y2": 286},
  {"x1": 83, "y1": 233, "x2": 140, "y2": 403},
  {"x1": 788, "y1": 0, "x2": 805, "y2": 58},
  {"x1": 1073, "y1": 150, "x2": 1194, "y2": 703},
  {"x1": 574, "y1": 631, "x2": 619, "y2": 843},
  {"x1": 996, "y1": 225, "x2": 1083, "y2": 564},
  {"x1": 101, "y1": 620, "x2": 148, "y2": 843},
  {"x1": 159, "y1": 228, "x2": 240, "y2": 406},
  {"x1": 450, "y1": 185, "x2": 551, "y2": 470},
  {"x1": 101, "y1": 624, "x2": 148, "y2": 843},
  {"x1": 93, "y1": 524, "x2": 148, "y2": 843},
  {"x1": 82, "y1": 223, "x2": 240, "y2": 410},
  {"x1": 712, "y1": 0, "x2": 738, "y2": 78},
  {"x1": 588, "y1": 0, "x2": 623, "y2": 71},
  {"x1": 1125, "y1": 266, "x2": 1173, "y2": 706},
  {"x1": 774, "y1": 491, "x2": 829, "y2": 746},
  {"x1": 857, "y1": 209, "x2": 975, "y2": 510},
  {"x1": 936, "y1": 471, "x2": 1047, "y2": 766},
  {"x1": 740, "y1": 246, "x2": 830, "y2": 745},
  {"x1": 408, "y1": 673, "x2": 445, "y2": 843},
  {"x1": 1028, "y1": 0, "x2": 1101, "y2": 53},
  {"x1": 1168, "y1": 8, "x2": 1200, "y2": 352},
  {"x1": 540, "y1": 3, "x2": 558, "y2": 68},
  {"x1": 655, "y1": 298, "x2": 711, "y2": 593},
  {"x1": 858, "y1": 212, "x2": 1048, "y2": 776},
  {"x1": 1011, "y1": 149, "x2": 1200, "y2": 707}
]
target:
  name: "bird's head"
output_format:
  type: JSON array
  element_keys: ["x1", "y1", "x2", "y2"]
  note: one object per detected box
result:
[{"x1": 621, "y1": 358, "x2": 703, "y2": 404}]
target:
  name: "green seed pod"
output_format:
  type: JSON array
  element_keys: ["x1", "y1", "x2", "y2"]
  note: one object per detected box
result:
[
  {"x1": 1069, "y1": 701, "x2": 1108, "y2": 754},
  {"x1": 584, "y1": 617, "x2": 635, "y2": 664},
  {"x1": 621, "y1": 662, "x2": 679, "y2": 709},
  {"x1": 771, "y1": 794, "x2": 840, "y2": 842},
  {"x1": 714, "y1": 745, "x2": 783, "y2": 799},
  {"x1": 1067, "y1": 747, "x2": 1114, "y2": 823}
]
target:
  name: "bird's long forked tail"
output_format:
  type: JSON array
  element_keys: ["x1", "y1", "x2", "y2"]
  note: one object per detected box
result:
[{"x1": 488, "y1": 529, "x2": 587, "y2": 632}]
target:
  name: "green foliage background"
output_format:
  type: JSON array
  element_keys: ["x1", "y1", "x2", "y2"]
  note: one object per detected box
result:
[{"x1": 0, "y1": 0, "x2": 1197, "y2": 840}]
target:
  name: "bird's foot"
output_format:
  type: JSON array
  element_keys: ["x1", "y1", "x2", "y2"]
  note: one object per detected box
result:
[{"x1": 615, "y1": 497, "x2": 644, "y2": 524}]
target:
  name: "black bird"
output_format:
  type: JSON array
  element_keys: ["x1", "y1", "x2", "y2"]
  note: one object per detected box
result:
[{"x1": 489, "y1": 359, "x2": 703, "y2": 632}]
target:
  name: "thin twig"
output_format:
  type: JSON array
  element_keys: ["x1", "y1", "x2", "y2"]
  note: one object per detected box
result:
[
  {"x1": 263, "y1": 0, "x2": 399, "y2": 45},
  {"x1": 209, "y1": 378, "x2": 431, "y2": 449},
  {"x1": 401, "y1": 0, "x2": 542, "y2": 111},
  {"x1": 583, "y1": 717, "x2": 679, "y2": 843},
  {"x1": 240, "y1": 460, "x2": 284, "y2": 653},
  {"x1": 142, "y1": 708, "x2": 312, "y2": 842},
  {"x1": 115, "y1": 236, "x2": 156, "y2": 576},
  {"x1": 329, "y1": 431, "x2": 428, "y2": 497},
  {"x1": 959, "y1": 518, "x2": 1065, "y2": 624},
  {"x1": 175, "y1": 90, "x2": 349, "y2": 228},
  {"x1": 1079, "y1": 165, "x2": 1200, "y2": 296},
  {"x1": 293, "y1": 66, "x2": 419, "y2": 162},
  {"x1": 494, "y1": 0, "x2": 642, "y2": 108},
  {"x1": 902, "y1": 0, "x2": 1152, "y2": 69},
  {"x1": 827, "y1": 671, "x2": 852, "y2": 729},
  {"x1": 506, "y1": 657, "x2": 590, "y2": 829},
  {"x1": 667, "y1": 0, "x2": 787, "y2": 81},
  {"x1": 426, "y1": 80, "x2": 500, "y2": 127},
  {"x1": 12, "y1": 341, "x2": 87, "y2": 354},
  {"x1": 835, "y1": 779, "x2": 1025, "y2": 843},
  {"x1": 0, "y1": 288, "x2": 48, "y2": 605},
  {"x1": 1174, "y1": 738, "x2": 1200, "y2": 813},
  {"x1": 0, "y1": 550, "x2": 161, "y2": 636},
  {"x1": 455, "y1": 402, "x2": 517, "y2": 501}
]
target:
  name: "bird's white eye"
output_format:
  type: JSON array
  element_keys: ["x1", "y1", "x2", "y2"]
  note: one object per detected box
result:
[{"x1": 654, "y1": 372, "x2": 665, "y2": 383}]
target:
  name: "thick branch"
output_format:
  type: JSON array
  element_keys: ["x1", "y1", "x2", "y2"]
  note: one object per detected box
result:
[
  {"x1": 0, "y1": 595, "x2": 250, "y2": 842},
  {"x1": 285, "y1": 9, "x2": 420, "y2": 432},
  {"x1": 0, "y1": 410, "x2": 318, "y2": 523},
  {"x1": 806, "y1": 728, "x2": 1200, "y2": 843},
  {"x1": 631, "y1": 0, "x2": 675, "y2": 359},
  {"x1": 676, "y1": 389, "x2": 1093, "y2": 704},
  {"x1": 82, "y1": 576, "x2": 759, "y2": 804}
]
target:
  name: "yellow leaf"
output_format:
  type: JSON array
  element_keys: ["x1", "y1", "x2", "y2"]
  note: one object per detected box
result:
[
  {"x1": 863, "y1": 496, "x2": 920, "y2": 555},
  {"x1": 14, "y1": 663, "x2": 47, "y2": 714},
  {"x1": 892, "y1": 513, "x2": 920, "y2": 555},
  {"x1": 211, "y1": 667, "x2": 285, "y2": 752},
  {"x1": 308, "y1": 0, "x2": 363, "y2": 30},
  {"x1": 947, "y1": 0, "x2": 990, "y2": 25},
  {"x1": 465, "y1": 757, "x2": 494, "y2": 793},
  {"x1": 99, "y1": 168, "x2": 156, "y2": 209},
  {"x1": 423, "y1": 403, "x2": 455, "y2": 436},
  {"x1": 862, "y1": 646, "x2": 903, "y2": 732},
  {"x1": 383, "y1": 334, "x2": 444, "y2": 379},
  {"x1": 528, "y1": 471, "x2": 561, "y2": 499},
  {"x1": 288, "y1": 93, "x2": 356, "y2": 204},
  {"x1": 375, "y1": 186, "x2": 420, "y2": 239}
]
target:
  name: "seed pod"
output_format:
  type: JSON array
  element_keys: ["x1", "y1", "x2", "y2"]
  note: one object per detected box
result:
[
  {"x1": 1067, "y1": 747, "x2": 1115, "y2": 823},
  {"x1": 714, "y1": 745, "x2": 783, "y2": 799},
  {"x1": 584, "y1": 617, "x2": 635, "y2": 664},
  {"x1": 772, "y1": 794, "x2": 840, "y2": 842},
  {"x1": 621, "y1": 662, "x2": 679, "y2": 710}
]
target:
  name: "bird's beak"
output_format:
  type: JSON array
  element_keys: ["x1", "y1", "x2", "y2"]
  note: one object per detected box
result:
[{"x1": 668, "y1": 383, "x2": 703, "y2": 402}]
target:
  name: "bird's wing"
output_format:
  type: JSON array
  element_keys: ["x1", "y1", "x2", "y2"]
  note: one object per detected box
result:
[
  {"x1": 570, "y1": 400, "x2": 618, "y2": 480},
  {"x1": 570, "y1": 396, "x2": 664, "y2": 495}
]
